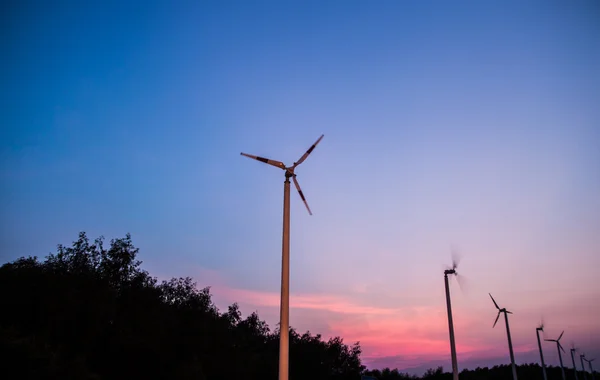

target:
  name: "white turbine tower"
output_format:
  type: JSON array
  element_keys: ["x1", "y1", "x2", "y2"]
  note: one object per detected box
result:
[{"x1": 240, "y1": 134, "x2": 324, "y2": 380}]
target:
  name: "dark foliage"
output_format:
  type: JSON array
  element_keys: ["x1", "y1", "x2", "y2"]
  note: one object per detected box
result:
[
  {"x1": 2, "y1": 233, "x2": 598, "y2": 380},
  {"x1": 0, "y1": 233, "x2": 364, "y2": 380},
  {"x1": 364, "y1": 363, "x2": 597, "y2": 379}
]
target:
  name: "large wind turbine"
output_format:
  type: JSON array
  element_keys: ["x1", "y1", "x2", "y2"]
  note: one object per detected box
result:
[
  {"x1": 545, "y1": 331, "x2": 566, "y2": 380},
  {"x1": 240, "y1": 134, "x2": 324, "y2": 380},
  {"x1": 571, "y1": 344, "x2": 580, "y2": 380},
  {"x1": 536, "y1": 322, "x2": 548, "y2": 380},
  {"x1": 443, "y1": 252, "x2": 463, "y2": 380},
  {"x1": 489, "y1": 293, "x2": 518, "y2": 380}
]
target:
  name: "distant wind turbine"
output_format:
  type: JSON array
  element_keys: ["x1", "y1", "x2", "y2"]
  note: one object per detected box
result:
[
  {"x1": 489, "y1": 293, "x2": 518, "y2": 380},
  {"x1": 536, "y1": 321, "x2": 548, "y2": 380},
  {"x1": 545, "y1": 331, "x2": 566, "y2": 380},
  {"x1": 240, "y1": 134, "x2": 324, "y2": 380},
  {"x1": 443, "y1": 250, "x2": 464, "y2": 380},
  {"x1": 581, "y1": 354, "x2": 588, "y2": 380},
  {"x1": 571, "y1": 344, "x2": 579, "y2": 380},
  {"x1": 584, "y1": 357, "x2": 595, "y2": 379}
]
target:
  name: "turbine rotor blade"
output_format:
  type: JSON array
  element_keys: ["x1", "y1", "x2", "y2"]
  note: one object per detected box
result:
[
  {"x1": 558, "y1": 342, "x2": 566, "y2": 353},
  {"x1": 292, "y1": 175, "x2": 312, "y2": 215},
  {"x1": 489, "y1": 293, "x2": 500, "y2": 309},
  {"x1": 493, "y1": 312, "x2": 500, "y2": 328},
  {"x1": 294, "y1": 134, "x2": 324, "y2": 166},
  {"x1": 506, "y1": 310, "x2": 513, "y2": 314},
  {"x1": 240, "y1": 153, "x2": 286, "y2": 170},
  {"x1": 558, "y1": 330, "x2": 564, "y2": 341},
  {"x1": 451, "y1": 247, "x2": 461, "y2": 270},
  {"x1": 455, "y1": 273, "x2": 468, "y2": 293}
]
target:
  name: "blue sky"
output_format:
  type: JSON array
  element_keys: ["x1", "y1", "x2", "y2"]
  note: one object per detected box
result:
[{"x1": 2, "y1": 0, "x2": 599, "y2": 373}]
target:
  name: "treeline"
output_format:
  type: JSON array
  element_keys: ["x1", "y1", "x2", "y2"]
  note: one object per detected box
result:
[
  {"x1": 364, "y1": 363, "x2": 597, "y2": 379},
  {"x1": 0, "y1": 233, "x2": 597, "y2": 380}
]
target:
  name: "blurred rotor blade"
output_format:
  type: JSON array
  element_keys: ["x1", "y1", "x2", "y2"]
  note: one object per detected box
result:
[
  {"x1": 455, "y1": 273, "x2": 469, "y2": 294},
  {"x1": 240, "y1": 153, "x2": 286, "y2": 170},
  {"x1": 451, "y1": 246, "x2": 462, "y2": 270},
  {"x1": 506, "y1": 310, "x2": 513, "y2": 314},
  {"x1": 489, "y1": 293, "x2": 500, "y2": 310},
  {"x1": 493, "y1": 312, "x2": 501, "y2": 328},
  {"x1": 294, "y1": 134, "x2": 324, "y2": 166},
  {"x1": 545, "y1": 339, "x2": 557, "y2": 342},
  {"x1": 558, "y1": 330, "x2": 564, "y2": 341},
  {"x1": 292, "y1": 175, "x2": 312, "y2": 215}
]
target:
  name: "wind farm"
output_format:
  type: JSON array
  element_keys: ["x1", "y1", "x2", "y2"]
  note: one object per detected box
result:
[
  {"x1": 237, "y1": 136, "x2": 598, "y2": 380},
  {"x1": 1, "y1": 1, "x2": 599, "y2": 380}
]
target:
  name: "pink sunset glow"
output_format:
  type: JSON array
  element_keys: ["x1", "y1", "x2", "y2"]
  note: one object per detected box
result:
[{"x1": 176, "y1": 263, "x2": 600, "y2": 373}]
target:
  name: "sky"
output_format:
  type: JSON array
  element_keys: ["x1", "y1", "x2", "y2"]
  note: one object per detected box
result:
[{"x1": 2, "y1": 0, "x2": 600, "y2": 374}]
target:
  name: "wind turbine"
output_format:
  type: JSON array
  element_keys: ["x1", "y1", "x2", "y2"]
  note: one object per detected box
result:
[
  {"x1": 584, "y1": 357, "x2": 595, "y2": 379},
  {"x1": 571, "y1": 344, "x2": 579, "y2": 380},
  {"x1": 536, "y1": 321, "x2": 548, "y2": 380},
  {"x1": 489, "y1": 293, "x2": 518, "y2": 380},
  {"x1": 545, "y1": 331, "x2": 566, "y2": 380},
  {"x1": 443, "y1": 251, "x2": 464, "y2": 380},
  {"x1": 240, "y1": 134, "x2": 324, "y2": 380},
  {"x1": 581, "y1": 353, "x2": 588, "y2": 380}
]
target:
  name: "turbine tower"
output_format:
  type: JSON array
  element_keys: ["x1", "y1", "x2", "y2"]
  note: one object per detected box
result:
[
  {"x1": 571, "y1": 344, "x2": 579, "y2": 380},
  {"x1": 240, "y1": 134, "x2": 324, "y2": 380},
  {"x1": 443, "y1": 252, "x2": 463, "y2": 380},
  {"x1": 489, "y1": 293, "x2": 518, "y2": 380},
  {"x1": 536, "y1": 322, "x2": 548, "y2": 380},
  {"x1": 545, "y1": 331, "x2": 566, "y2": 380}
]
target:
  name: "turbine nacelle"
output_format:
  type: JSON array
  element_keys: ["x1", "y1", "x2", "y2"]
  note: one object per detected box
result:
[
  {"x1": 444, "y1": 251, "x2": 467, "y2": 294},
  {"x1": 545, "y1": 331, "x2": 566, "y2": 353},
  {"x1": 489, "y1": 293, "x2": 513, "y2": 328}
]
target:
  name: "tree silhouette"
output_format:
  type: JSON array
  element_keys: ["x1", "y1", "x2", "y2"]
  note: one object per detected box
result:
[{"x1": 0, "y1": 232, "x2": 366, "y2": 379}]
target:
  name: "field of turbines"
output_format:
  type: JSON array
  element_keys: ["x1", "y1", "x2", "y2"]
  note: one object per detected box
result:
[
  {"x1": 241, "y1": 135, "x2": 597, "y2": 380},
  {"x1": 443, "y1": 256, "x2": 596, "y2": 380}
]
